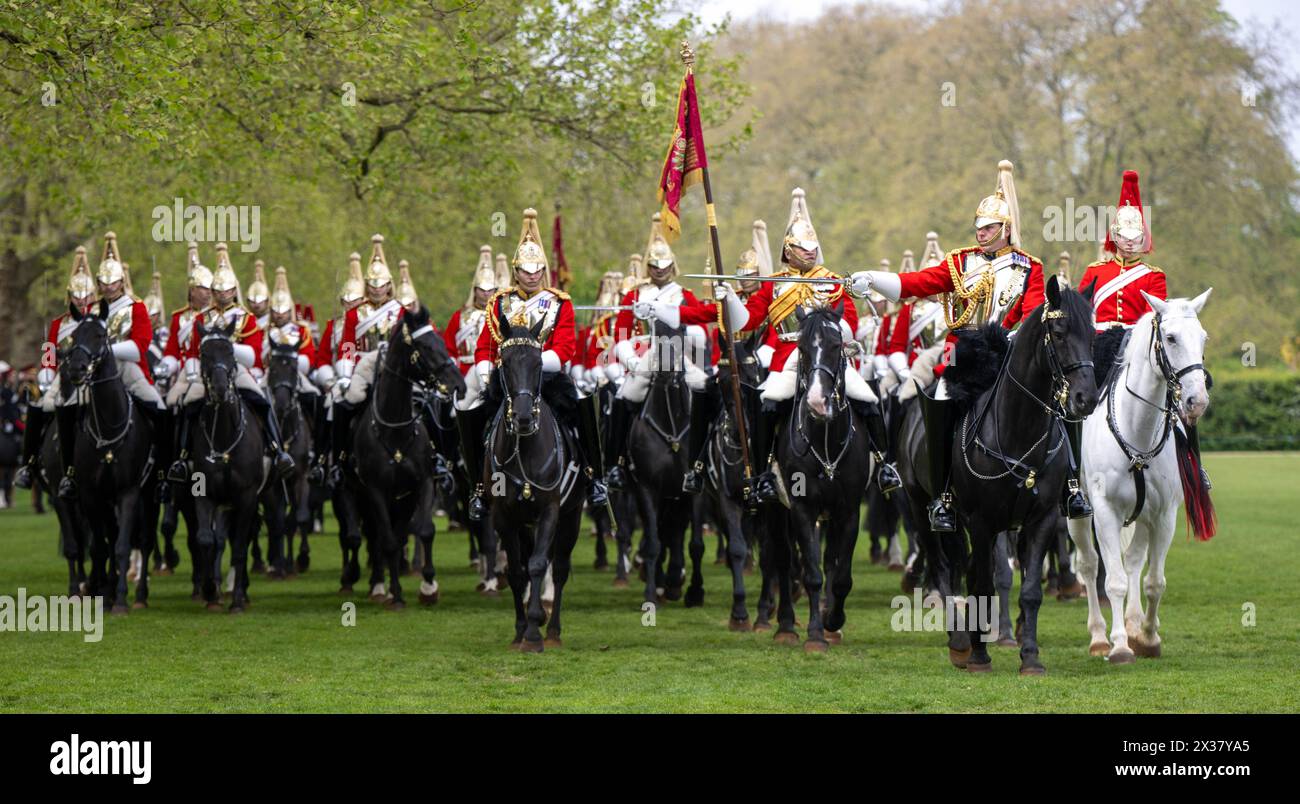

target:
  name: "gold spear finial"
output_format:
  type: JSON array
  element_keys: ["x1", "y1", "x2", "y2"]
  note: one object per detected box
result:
[{"x1": 680, "y1": 40, "x2": 695, "y2": 71}]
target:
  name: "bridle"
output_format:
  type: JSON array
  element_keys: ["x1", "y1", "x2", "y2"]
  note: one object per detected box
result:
[
  {"x1": 490, "y1": 333, "x2": 564, "y2": 500},
  {"x1": 638, "y1": 338, "x2": 689, "y2": 453},
  {"x1": 1005, "y1": 304, "x2": 1095, "y2": 420},
  {"x1": 66, "y1": 317, "x2": 135, "y2": 453},
  {"x1": 790, "y1": 314, "x2": 853, "y2": 480},
  {"x1": 498, "y1": 336, "x2": 543, "y2": 437},
  {"x1": 198, "y1": 331, "x2": 247, "y2": 464},
  {"x1": 267, "y1": 348, "x2": 302, "y2": 448}
]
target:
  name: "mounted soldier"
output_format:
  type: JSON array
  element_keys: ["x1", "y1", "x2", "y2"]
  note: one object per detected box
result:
[
  {"x1": 306, "y1": 252, "x2": 365, "y2": 486},
  {"x1": 845, "y1": 159, "x2": 1083, "y2": 531},
  {"x1": 14, "y1": 246, "x2": 98, "y2": 492},
  {"x1": 456, "y1": 208, "x2": 608, "y2": 521},
  {"x1": 444, "y1": 246, "x2": 500, "y2": 379},
  {"x1": 166, "y1": 243, "x2": 294, "y2": 484},
  {"x1": 246, "y1": 260, "x2": 271, "y2": 330},
  {"x1": 577, "y1": 269, "x2": 626, "y2": 393},
  {"x1": 713, "y1": 188, "x2": 900, "y2": 505},
  {"x1": 262, "y1": 266, "x2": 318, "y2": 403},
  {"x1": 602, "y1": 213, "x2": 711, "y2": 490}
]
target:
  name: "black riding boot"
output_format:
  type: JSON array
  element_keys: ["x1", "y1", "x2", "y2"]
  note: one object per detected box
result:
[
  {"x1": 603, "y1": 396, "x2": 638, "y2": 491},
  {"x1": 681, "y1": 388, "x2": 717, "y2": 494},
  {"x1": 245, "y1": 392, "x2": 295, "y2": 480},
  {"x1": 147, "y1": 405, "x2": 172, "y2": 503},
  {"x1": 308, "y1": 399, "x2": 332, "y2": 487},
  {"x1": 742, "y1": 398, "x2": 786, "y2": 508},
  {"x1": 919, "y1": 388, "x2": 957, "y2": 532},
  {"x1": 576, "y1": 397, "x2": 608, "y2": 507},
  {"x1": 329, "y1": 403, "x2": 355, "y2": 489},
  {"x1": 167, "y1": 404, "x2": 195, "y2": 483},
  {"x1": 1061, "y1": 418, "x2": 1092, "y2": 519},
  {"x1": 455, "y1": 404, "x2": 490, "y2": 521},
  {"x1": 13, "y1": 407, "x2": 48, "y2": 489},
  {"x1": 56, "y1": 404, "x2": 78, "y2": 499},
  {"x1": 858, "y1": 397, "x2": 901, "y2": 494}
]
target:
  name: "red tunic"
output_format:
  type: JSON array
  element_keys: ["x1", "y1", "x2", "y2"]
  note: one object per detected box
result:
[
  {"x1": 313, "y1": 319, "x2": 338, "y2": 370},
  {"x1": 612, "y1": 286, "x2": 703, "y2": 344},
  {"x1": 1075, "y1": 258, "x2": 1167, "y2": 330},
  {"x1": 733, "y1": 275, "x2": 858, "y2": 372},
  {"x1": 473, "y1": 291, "x2": 577, "y2": 365},
  {"x1": 183, "y1": 304, "x2": 263, "y2": 370},
  {"x1": 442, "y1": 309, "x2": 476, "y2": 376}
]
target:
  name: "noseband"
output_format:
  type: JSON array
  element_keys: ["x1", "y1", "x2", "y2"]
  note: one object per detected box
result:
[{"x1": 1039, "y1": 306, "x2": 1094, "y2": 416}]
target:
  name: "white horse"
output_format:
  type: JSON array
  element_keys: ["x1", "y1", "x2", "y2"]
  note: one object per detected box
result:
[{"x1": 1067, "y1": 289, "x2": 1214, "y2": 664}]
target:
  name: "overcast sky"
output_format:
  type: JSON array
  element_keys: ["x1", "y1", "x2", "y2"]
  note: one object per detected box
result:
[{"x1": 695, "y1": 0, "x2": 1299, "y2": 156}]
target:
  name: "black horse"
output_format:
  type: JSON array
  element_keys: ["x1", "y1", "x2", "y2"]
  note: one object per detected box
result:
[
  {"x1": 59, "y1": 301, "x2": 157, "y2": 613},
  {"x1": 189, "y1": 315, "x2": 279, "y2": 612},
  {"x1": 903, "y1": 276, "x2": 1098, "y2": 674},
  {"x1": 346, "y1": 305, "x2": 464, "y2": 610},
  {"x1": 485, "y1": 313, "x2": 588, "y2": 651},
  {"x1": 699, "y1": 332, "x2": 764, "y2": 630},
  {"x1": 625, "y1": 320, "x2": 693, "y2": 607},
  {"x1": 767, "y1": 305, "x2": 874, "y2": 650},
  {"x1": 265, "y1": 342, "x2": 314, "y2": 578}
]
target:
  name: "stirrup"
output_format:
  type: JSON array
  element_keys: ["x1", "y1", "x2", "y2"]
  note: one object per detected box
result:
[
  {"x1": 875, "y1": 454, "x2": 902, "y2": 494},
  {"x1": 928, "y1": 493, "x2": 956, "y2": 532},
  {"x1": 57, "y1": 475, "x2": 77, "y2": 500},
  {"x1": 587, "y1": 477, "x2": 608, "y2": 507},
  {"x1": 273, "y1": 450, "x2": 295, "y2": 480},
  {"x1": 606, "y1": 464, "x2": 628, "y2": 491},
  {"x1": 154, "y1": 473, "x2": 171, "y2": 504},
  {"x1": 1061, "y1": 478, "x2": 1092, "y2": 520},
  {"x1": 682, "y1": 463, "x2": 704, "y2": 494},
  {"x1": 468, "y1": 485, "x2": 487, "y2": 522},
  {"x1": 13, "y1": 465, "x2": 34, "y2": 490},
  {"x1": 1199, "y1": 467, "x2": 1212, "y2": 492},
  {"x1": 307, "y1": 461, "x2": 326, "y2": 486},
  {"x1": 167, "y1": 458, "x2": 191, "y2": 484},
  {"x1": 744, "y1": 471, "x2": 778, "y2": 507}
]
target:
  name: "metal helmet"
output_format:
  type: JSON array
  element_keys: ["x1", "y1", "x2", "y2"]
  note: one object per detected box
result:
[
  {"x1": 340, "y1": 252, "x2": 364, "y2": 304},
  {"x1": 395, "y1": 259, "x2": 418, "y2": 308},
  {"x1": 365, "y1": 234, "x2": 392, "y2": 288},
  {"x1": 270, "y1": 265, "x2": 295, "y2": 314},
  {"x1": 66, "y1": 246, "x2": 96, "y2": 304},
  {"x1": 511, "y1": 209, "x2": 550, "y2": 284},
  {"x1": 187, "y1": 242, "x2": 213, "y2": 289},
  {"x1": 973, "y1": 160, "x2": 1021, "y2": 247},
  {"x1": 246, "y1": 260, "x2": 270, "y2": 304},
  {"x1": 96, "y1": 231, "x2": 125, "y2": 284}
]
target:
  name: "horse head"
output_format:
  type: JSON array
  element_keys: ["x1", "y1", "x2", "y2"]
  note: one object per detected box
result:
[
  {"x1": 796, "y1": 302, "x2": 846, "y2": 422},
  {"x1": 496, "y1": 307, "x2": 545, "y2": 436},
  {"x1": 196, "y1": 313, "x2": 239, "y2": 406},
  {"x1": 62, "y1": 299, "x2": 111, "y2": 389},
  {"x1": 392, "y1": 304, "x2": 466, "y2": 399},
  {"x1": 266, "y1": 341, "x2": 301, "y2": 414},
  {"x1": 1142, "y1": 288, "x2": 1212, "y2": 426},
  {"x1": 1039, "y1": 275, "x2": 1100, "y2": 420},
  {"x1": 715, "y1": 328, "x2": 761, "y2": 393}
]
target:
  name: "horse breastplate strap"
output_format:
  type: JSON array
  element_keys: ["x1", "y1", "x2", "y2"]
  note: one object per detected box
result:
[
  {"x1": 357, "y1": 300, "x2": 401, "y2": 352},
  {"x1": 106, "y1": 295, "x2": 135, "y2": 343},
  {"x1": 770, "y1": 267, "x2": 840, "y2": 339},
  {"x1": 502, "y1": 291, "x2": 560, "y2": 342}
]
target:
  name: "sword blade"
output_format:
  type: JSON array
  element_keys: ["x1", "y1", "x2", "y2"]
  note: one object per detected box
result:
[
  {"x1": 573, "y1": 305, "x2": 635, "y2": 311},
  {"x1": 680, "y1": 273, "x2": 848, "y2": 284}
]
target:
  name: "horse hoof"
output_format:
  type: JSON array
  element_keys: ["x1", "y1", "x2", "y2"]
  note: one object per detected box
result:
[
  {"x1": 663, "y1": 585, "x2": 682, "y2": 602},
  {"x1": 385, "y1": 599, "x2": 406, "y2": 612},
  {"x1": 229, "y1": 605, "x2": 245, "y2": 615},
  {"x1": 593, "y1": 559, "x2": 608, "y2": 571},
  {"x1": 728, "y1": 618, "x2": 751, "y2": 632},
  {"x1": 111, "y1": 605, "x2": 129, "y2": 616},
  {"x1": 544, "y1": 637, "x2": 563, "y2": 649},
  {"x1": 949, "y1": 647, "x2": 972, "y2": 668},
  {"x1": 509, "y1": 640, "x2": 523, "y2": 652},
  {"x1": 996, "y1": 637, "x2": 1018, "y2": 649},
  {"x1": 191, "y1": 592, "x2": 202, "y2": 602},
  {"x1": 773, "y1": 630, "x2": 800, "y2": 646},
  {"x1": 338, "y1": 586, "x2": 353, "y2": 596},
  {"x1": 520, "y1": 639, "x2": 544, "y2": 654},
  {"x1": 1107, "y1": 647, "x2": 1136, "y2": 665},
  {"x1": 901, "y1": 576, "x2": 916, "y2": 594},
  {"x1": 419, "y1": 591, "x2": 439, "y2": 606},
  {"x1": 252, "y1": 561, "x2": 266, "y2": 574},
  {"x1": 612, "y1": 578, "x2": 629, "y2": 589},
  {"x1": 803, "y1": 639, "x2": 829, "y2": 653},
  {"x1": 684, "y1": 588, "x2": 704, "y2": 608},
  {"x1": 132, "y1": 601, "x2": 148, "y2": 611},
  {"x1": 369, "y1": 593, "x2": 387, "y2": 603},
  {"x1": 825, "y1": 630, "x2": 843, "y2": 645},
  {"x1": 967, "y1": 662, "x2": 993, "y2": 674},
  {"x1": 1056, "y1": 582, "x2": 1083, "y2": 601},
  {"x1": 1133, "y1": 640, "x2": 1162, "y2": 658},
  {"x1": 887, "y1": 562, "x2": 905, "y2": 572},
  {"x1": 479, "y1": 588, "x2": 500, "y2": 598},
  {"x1": 206, "y1": 602, "x2": 223, "y2": 612},
  {"x1": 752, "y1": 621, "x2": 772, "y2": 632},
  {"x1": 296, "y1": 556, "x2": 310, "y2": 573},
  {"x1": 155, "y1": 567, "x2": 174, "y2": 577},
  {"x1": 1089, "y1": 640, "x2": 1112, "y2": 657},
  {"x1": 1019, "y1": 664, "x2": 1047, "y2": 676}
]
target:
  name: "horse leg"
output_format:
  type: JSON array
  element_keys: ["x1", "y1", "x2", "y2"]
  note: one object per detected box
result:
[
  {"x1": 228, "y1": 500, "x2": 256, "y2": 612},
  {"x1": 546, "y1": 505, "x2": 582, "y2": 647},
  {"x1": 1016, "y1": 517, "x2": 1053, "y2": 674},
  {"x1": 724, "y1": 500, "x2": 749, "y2": 629},
  {"x1": 1093, "y1": 503, "x2": 1134, "y2": 663},
  {"x1": 133, "y1": 495, "x2": 152, "y2": 609},
  {"x1": 1068, "y1": 515, "x2": 1110, "y2": 655},
  {"x1": 636, "y1": 488, "x2": 661, "y2": 605},
  {"x1": 788, "y1": 504, "x2": 827, "y2": 651},
  {"x1": 415, "y1": 480, "x2": 439, "y2": 606},
  {"x1": 109, "y1": 494, "x2": 139, "y2": 614},
  {"x1": 963, "y1": 524, "x2": 995, "y2": 671},
  {"x1": 824, "y1": 504, "x2": 860, "y2": 639},
  {"x1": 684, "y1": 496, "x2": 706, "y2": 606},
  {"x1": 502, "y1": 527, "x2": 529, "y2": 648},
  {"x1": 992, "y1": 531, "x2": 1015, "y2": 646},
  {"x1": 295, "y1": 479, "x2": 312, "y2": 573},
  {"x1": 1133, "y1": 510, "x2": 1174, "y2": 657},
  {"x1": 523, "y1": 506, "x2": 559, "y2": 650},
  {"x1": 765, "y1": 508, "x2": 798, "y2": 643}
]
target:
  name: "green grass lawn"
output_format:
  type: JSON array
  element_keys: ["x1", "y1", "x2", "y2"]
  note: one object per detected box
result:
[{"x1": 1, "y1": 452, "x2": 1297, "y2": 713}]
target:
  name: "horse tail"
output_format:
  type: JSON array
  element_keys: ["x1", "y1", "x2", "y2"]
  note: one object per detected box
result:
[{"x1": 1174, "y1": 426, "x2": 1216, "y2": 541}]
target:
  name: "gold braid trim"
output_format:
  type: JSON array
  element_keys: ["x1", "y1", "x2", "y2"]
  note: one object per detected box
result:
[
  {"x1": 943, "y1": 249, "x2": 993, "y2": 330},
  {"x1": 484, "y1": 288, "x2": 512, "y2": 344}
]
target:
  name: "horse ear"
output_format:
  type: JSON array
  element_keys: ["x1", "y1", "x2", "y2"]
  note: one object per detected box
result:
[
  {"x1": 1045, "y1": 274, "x2": 1061, "y2": 309},
  {"x1": 223, "y1": 314, "x2": 237, "y2": 337},
  {"x1": 796, "y1": 307, "x2": 808, "y2": 323},
  {"x1": 97, "y1": 299, "x2": 109, "y2": 321},
  {"x1": 69, "y1": 302, "x2": 82, "y2": 322},
  {"x1": 497, "y1": 305, "x2": 511, "y2": 338},
  {"x1": 1081, "y1": 276, "x2": 1099, "y2": 303},
  {"x1": 1188, "y1": 287, "x2": 1212, "y2": 314},
  {"x1": 529, "y1": 316, "x2": 545, "y2": 341},
  {"x1": 832, "y1": 298, "x2": 844, "y2": 317},
  {"x1": 1141, "y1": 290, "x2": 1168, "y2": 316}
]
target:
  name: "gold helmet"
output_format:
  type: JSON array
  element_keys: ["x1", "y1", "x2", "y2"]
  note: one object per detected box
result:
[
  {"x1": 211, "y1": 243, "x2": 242, "y2": 301},
  {"x1": 187, "y1": 242, "x2": 213, "y2": 289},
  {"x1": 921, "y1": 231, "x2": 944, "y2": 269},
  {"x1": 396, "y1": 259, "x2": 418, "y2": 307},
  {"x1": 494, "y1": 252, "x2": 512, "y2": 289},
  {"x1": 96, "y1": 231, "x2": 125, "y2": 284},
  {"x1": 1056, "y1": 251, "x2": 1073, "y2": 288},
  {"x1": 270, "y1": 265, "x2": 295, "y2": 314},
  {"x1": 782, "y1": 187, "x2": 821, "y2": 266},
  {"x1": 643, "y1": 212, "x2": 675, "y2": 273},
  {"x1": 144, "y1": 271, "x2": 165, "y2": 321},
  {"x1": 595, "y1": 271, "x2": 624, "y2": 308},
  {"x1": 899, "y1": 250, "x2": 916, "y2": 274},
  {"x1": 973, "y1": 159, "x2": 1021, "y2": 247},
  {"x1": 735, "y1": 248, "x2": 759, "y2": 277},
  {"x1": 246, "y1": 259, "x2": 270, "y2": 304},
  {"x1": 511, "y1": 208, "x2": 550, "y2": 283},
  {"x1": 620, "y1": 254, "x2": 645, "y2": 295},
  {"x1": 466, "y1": 245, "x2": 497, "y2": 310},
  {"x1": 366, "y1": 234, "x2": 392, "y2": 288},
  {"x1": 66, "y1": 246, "x2": 96, "y2": 303},
  {"x1": 340, "y1": 252, "x2": 364, "y2": 304}
]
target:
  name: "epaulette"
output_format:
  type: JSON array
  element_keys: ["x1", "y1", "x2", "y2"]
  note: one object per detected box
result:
[
  {"x1": 1146, "y1": 264, "x2": 1163, "y2": 273},
  {"x1": 546, "y1": 286, "x2": 571, "y2": 301},
  {"x1": 170, "y1": 305, "x2": 190, "y2": 318},
  {"x1": 1086, "y1": 259, "x2": 1111, "y2": 270},
  {"x1": 484, "y1": 288, "x2": 513, "y2": 344}
]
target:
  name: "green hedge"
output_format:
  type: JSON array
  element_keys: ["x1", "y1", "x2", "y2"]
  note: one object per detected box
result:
[{"x1": 1197, "y1": 371, "x2": 1300, "y2": 451}]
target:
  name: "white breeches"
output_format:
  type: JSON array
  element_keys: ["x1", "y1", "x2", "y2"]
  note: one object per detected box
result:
[
  {"x1": 899, "y1": 344, "x2": 946, "y2": 402},
  {"x1": 455, "y1": 363, "x2": 488, "y2": 411},
  {"x1": 169, "y1": 363, "x2": 264, "y2": 407},
  {"x1": 614, "y1": 353, "x2": 708, "y2": 404},
  {"x1": 331, "y1": 350, "x2": 378, "y2": 406},
  {"x1": 758, "y1": 353, "x2": 878, "y2": 403},
  {"x1": 43, "y1": 361, "x2": 163, "y2": 411}
]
